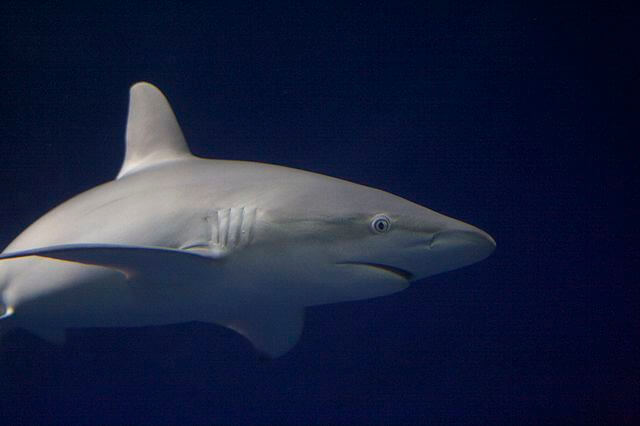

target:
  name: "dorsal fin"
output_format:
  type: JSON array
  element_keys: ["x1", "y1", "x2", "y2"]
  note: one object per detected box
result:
[{"x1": 117, "y1": 82, "x2": 193, "y2": 179}]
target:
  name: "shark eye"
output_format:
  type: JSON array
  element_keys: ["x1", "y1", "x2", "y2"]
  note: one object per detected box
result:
[{"x1": 370, "y1": 215, "x2": 391, "y2": 234}]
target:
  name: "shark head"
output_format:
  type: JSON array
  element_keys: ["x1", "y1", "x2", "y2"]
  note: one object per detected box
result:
[{"x1": 239, "y1": 168, "x2": 496, "y2": 305}]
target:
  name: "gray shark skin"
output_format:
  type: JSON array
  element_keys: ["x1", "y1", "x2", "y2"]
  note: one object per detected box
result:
[{"x1": 0, "y1": 83, "x2": 495, "y2": 357}]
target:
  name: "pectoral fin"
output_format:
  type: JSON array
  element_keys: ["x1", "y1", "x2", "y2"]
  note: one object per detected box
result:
[
  {"x1": 220, "y1": 307, "x2": 305, "y2": 358},
  {"x1": 0, "y1": 244, "x2": 221, "y2": 286}
]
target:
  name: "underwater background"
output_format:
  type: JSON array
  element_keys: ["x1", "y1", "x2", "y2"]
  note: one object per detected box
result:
[{"x1": 0, "y1": 1, "x2": 635, "y2": 424}]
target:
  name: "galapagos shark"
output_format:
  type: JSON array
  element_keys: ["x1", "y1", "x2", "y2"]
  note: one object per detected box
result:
[{"x1": 0, "y1": 83, "x2": 495, "y2": 357}]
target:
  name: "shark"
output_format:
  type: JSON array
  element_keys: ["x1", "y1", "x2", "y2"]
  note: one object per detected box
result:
[{"x1": 0, "y1": 82, "x2": 495, "y2": 357}]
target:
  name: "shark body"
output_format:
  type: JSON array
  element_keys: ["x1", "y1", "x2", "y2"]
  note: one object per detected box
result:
[{"x1": 0, "y1": 83, "x2": 495, "y2": 357}]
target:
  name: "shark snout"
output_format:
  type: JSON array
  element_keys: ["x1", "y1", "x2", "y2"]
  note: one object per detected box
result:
[
  {"x1": 431, "y1": 228, "x2": 495, "y2": 260},
  {"x1": 403, "y1": 220, "x2": 495, "y2": 279}
]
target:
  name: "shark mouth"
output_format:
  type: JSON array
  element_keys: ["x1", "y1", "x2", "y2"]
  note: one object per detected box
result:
[{"x1": 338, "y1": 262, "x2": 414, "y2": 281}]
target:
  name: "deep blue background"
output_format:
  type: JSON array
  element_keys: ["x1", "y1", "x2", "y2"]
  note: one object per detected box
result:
[{"x1": 0, "y1": 1, "x2": 636, "y2": 424}]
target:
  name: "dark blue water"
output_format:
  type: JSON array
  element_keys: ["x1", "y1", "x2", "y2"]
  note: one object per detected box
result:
[{"x1": 0, "y1": 2, "x2": 635, "y2": 424}]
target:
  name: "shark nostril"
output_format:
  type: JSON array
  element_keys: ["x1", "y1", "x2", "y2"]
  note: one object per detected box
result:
[
  {"x1": 427, "y1": 233, "x2": 440, "y2": 249},
  {"x1": 406, "y1": 233, "x2": 438, "y2": 250}
]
